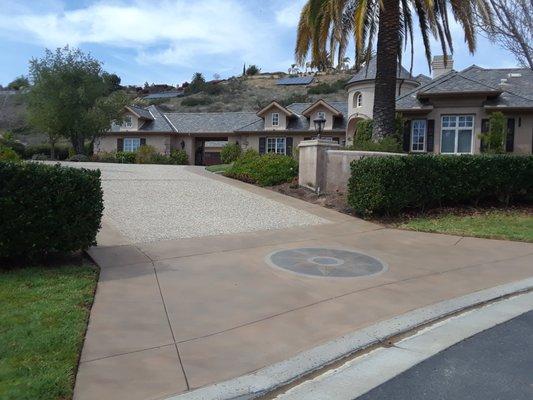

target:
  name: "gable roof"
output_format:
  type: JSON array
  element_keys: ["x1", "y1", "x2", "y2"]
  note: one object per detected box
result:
[
  {"x1": 126, "y1": 105, "x2": 154, "y2": 120},
  {"x1": 301, "y1": 99, "x2": 343, "y2": 117},
  {"x1": 256, "y1": 101, "x2": 295, "y2": 117},
  {"x1": 347, "y1": 56, "x2": 415, "y2": 85},
  {"x1": 417, "y1": 73, "x2": 502, "y2": 97},
  {"x1": 237, "y1": 101, "x2": 348, "y2": 132}
]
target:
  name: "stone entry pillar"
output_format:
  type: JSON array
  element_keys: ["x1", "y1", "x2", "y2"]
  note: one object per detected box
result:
[{"x1": 298, "y1": 139, "x2": 341, "y2": 193}]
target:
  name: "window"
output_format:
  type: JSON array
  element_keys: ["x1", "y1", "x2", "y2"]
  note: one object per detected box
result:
[
  {"x1": 354, "y1": 92, "x2": 363, "y2": 108},
  {"x1": 266, "y1": 137, "x2": 286, "y2": 154},
  {"x1": 441, "y1": 115, "x2": 474, "y2": 154},
  {"x1": 411, "y1": 120, "x2": 426, "y2": 152},
  {"x1": 123, "y1": 115, "x2": 133, "y2": 128},
  {"x1": 317, "y1": 111, "x2": 326, "y2": 120},
  {"x1": 124, "y1": 138, "x2": 141, "y2": 152},
  {"x1": 272, "y1": 113, "x2": 279, "y2": 126}
]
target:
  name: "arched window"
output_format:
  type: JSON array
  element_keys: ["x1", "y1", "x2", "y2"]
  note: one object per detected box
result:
[{"x1": 354, "y1": 92, "x2": 363, "y2": 108}]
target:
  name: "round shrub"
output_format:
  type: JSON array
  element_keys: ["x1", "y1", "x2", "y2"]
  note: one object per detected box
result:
[
  {"x1": 93, "y1": 151, "x2": 117, "y2": 163},
  {"x1": 135, "y1": 145, "x2": 157, "y2": 164},
  {"x1": 225, "y1": 151, "x2": 298, "y2": 186},
  {"x1": 0, "y1": 138, "x2": 25, "y2": 157},
  {"x1": 116, "y1": 151, "x2": 136, "y2": 164},
  {"x1": 0, "y1": 145, "x2": 21, "y2": 162},
  {"x1": 68, "y1": 154, "x2": 90, "y2": 162},
  {"x1": 220, "y1": 143, "x2": 241, "y2": 164},
  {"x1": 0, "y1": 162, "x2": 104, "y2": 261},
  {"x1": 170, "y1": 149, "x2": 189, "y2": 165}
]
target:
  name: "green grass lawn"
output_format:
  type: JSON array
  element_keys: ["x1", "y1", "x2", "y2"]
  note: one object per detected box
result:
[
  {"x1": 398, "y1": 209, "x2": 533, "y2": 242},
  {"x1": 205, "y1": 163, "x2": 232, "y2": 173},
  {"x1": 0, "y1": 258, "x2": 98, "y2": 400}
]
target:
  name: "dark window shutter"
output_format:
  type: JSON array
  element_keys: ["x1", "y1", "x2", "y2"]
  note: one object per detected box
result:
[
  {"x1": 480, "y1": 118, "x2": 490, "y2": 153},
  {"x1": 426, "y1": 119, "x2": 435, "y2": 152},
  {"x1": 285, "y1": 137, "x2": 293, "y2": 157},
  {"x1": 140, "y1": 138, "x2": 146, "y2": 146},
  {"x1": 403, "y1": 120, "x2": 411, "y2": 153},
  {"x1": 117, "y1": 138, "x2": 124, "y2": 152},
  {"x1": 259, "y1": 137, "x2": 266, "y2": 155},
  {"x1": 506, "y1": 118, "x2": 515, "y2": 152}
]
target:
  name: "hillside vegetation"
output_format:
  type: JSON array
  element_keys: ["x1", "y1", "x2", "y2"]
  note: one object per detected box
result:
[{"x1": 0, "y1": 71, "x2": 352, "y2": 145}]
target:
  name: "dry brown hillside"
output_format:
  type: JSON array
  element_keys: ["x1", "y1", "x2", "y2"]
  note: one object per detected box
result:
[
  {"x1": 0, "y1": 71, "x2": 353, "y2": 145},
  {"x1": 138, "y1": 72, "x2": 352, "y2": 112}
]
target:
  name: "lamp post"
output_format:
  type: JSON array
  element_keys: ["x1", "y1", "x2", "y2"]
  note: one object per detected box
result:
[{"x1": 313, "y1": 117, "x2": 326, "y2": 139}]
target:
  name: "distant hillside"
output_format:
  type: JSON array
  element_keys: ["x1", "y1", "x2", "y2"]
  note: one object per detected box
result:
[
  {"x1": 0, "y1": 71, "x2": 353, "y2": 145},
  {"x1": 137, "y1": 72, "x2": 352, "y2": 113}
]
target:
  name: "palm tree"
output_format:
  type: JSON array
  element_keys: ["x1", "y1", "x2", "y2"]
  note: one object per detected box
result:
[{"x1": 296, "y1": 0, "x2": 493, "y2": 140}]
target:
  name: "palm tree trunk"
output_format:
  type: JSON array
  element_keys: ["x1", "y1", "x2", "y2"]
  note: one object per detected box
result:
[{"x1": 371, "y1": 0, "x2": 400, "y2": 141}]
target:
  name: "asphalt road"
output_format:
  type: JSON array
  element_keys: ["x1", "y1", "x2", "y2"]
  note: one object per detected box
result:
[{"x1": 356, "y1": 310, "x2": 533, "y2": 400}]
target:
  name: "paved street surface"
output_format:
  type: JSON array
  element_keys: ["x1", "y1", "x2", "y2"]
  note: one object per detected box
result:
[
  {"x1": 68, "y1": 163, "x2": 533, "y2": 400},
  {"x1": 357, "y1": 310, "x2": 533, "y2": 400}
]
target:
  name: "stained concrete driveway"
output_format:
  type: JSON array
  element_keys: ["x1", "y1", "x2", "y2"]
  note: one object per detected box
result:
[{"x1": 73, "y1": 164, "x2": 533, "y2": 400}]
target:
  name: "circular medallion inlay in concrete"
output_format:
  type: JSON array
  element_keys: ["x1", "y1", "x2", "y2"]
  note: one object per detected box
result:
[{"x1": 267, "y1": 248, "x2": 385, "y2": 277}]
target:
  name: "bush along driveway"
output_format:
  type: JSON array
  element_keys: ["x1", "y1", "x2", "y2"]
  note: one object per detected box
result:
[{"x1": 0, "y1": 161, "x2": 104, "y2": 399}]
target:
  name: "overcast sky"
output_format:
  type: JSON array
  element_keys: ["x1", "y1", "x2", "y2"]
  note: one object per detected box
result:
[{"x1": 0, "y1": 0, "x2": 520, "y2": 87}]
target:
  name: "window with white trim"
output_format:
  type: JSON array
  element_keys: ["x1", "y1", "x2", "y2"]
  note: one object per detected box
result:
[
  {"x1": 441, "y1": 115, "x2": 474, "y2": 154},
  {"x1": 317, "y1": 111, "x2": 326, "y2": 120},
  {"x1": 124, "y1": 138, "x2": 141, "y2": 152},
  {"x1": 355, "y1": 92, "x2": 363, "y2": 108},
  {"x1": 123, "y1": 115, "x2": 133, "y2": 128},
  {"x1": 411, "y1": 120, "x2": 426, "y2": 152},
  {"x1": 272, "y1": 112, "x2": 280, "y2": 126},
  {"x1": 266, "y1": 137, "x2": 286, "y2": 154}
]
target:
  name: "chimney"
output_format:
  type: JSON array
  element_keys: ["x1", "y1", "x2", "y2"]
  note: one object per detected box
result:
[{"x1": 432, "y1": 55, "x2": 453, "y2": 78}]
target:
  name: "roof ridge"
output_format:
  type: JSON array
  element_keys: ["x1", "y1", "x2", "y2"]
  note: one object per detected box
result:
[
  {"x1": 396, "y1": 70, "x2": 457, "y2": 101},
  {"x1": 163, "y1": 111, "x2": 258, "y2": 116},
  {"x1": 458, "y1": 71, "x2": 533, "y2": 101}
]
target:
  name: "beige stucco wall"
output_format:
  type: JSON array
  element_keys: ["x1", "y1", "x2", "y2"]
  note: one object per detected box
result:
[
  {"x1": 264, "y1": 111, "x2": 288, "y2": 130},
  {"x1": 403, "y1": 98, "x2": 532, "y2": 155},
  {"x1": 241, "y1": 132, "x2": 343, "y2": 156},
  {"x1": 347, "y1": 80, "x2": 419, "y2": 120},
  {"x1": 95, "y1": 134, "x2": 173, "y2": 156}
]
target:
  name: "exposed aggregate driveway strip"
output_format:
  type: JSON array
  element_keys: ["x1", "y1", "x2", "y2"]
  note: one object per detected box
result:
[{"x1": 56, "y1": 162, "x2": 328, "y2": 243}]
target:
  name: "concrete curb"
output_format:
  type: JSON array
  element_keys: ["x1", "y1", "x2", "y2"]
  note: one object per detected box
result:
[{"x1": 165, "y1": 277, "x2": 533, "y2": 400}]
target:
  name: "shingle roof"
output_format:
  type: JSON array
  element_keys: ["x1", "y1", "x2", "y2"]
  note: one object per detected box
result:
[
  {"x1": 347, "y1": 56, "x2": 415, "y2": 85},
  {"x1": 137, "y1": 105, "x2": 174, "y2": 132},
  {"x1": 276, "y1": 76, "x2": 315, "y2": 86},
  {"x1": 163, "y1": 111, "x2": 261, "y2": 133},
  {"x1": 396, "y1": 65, "x2": 533, "y2": 110},
  {"x1": 127, "y1": 105, "x2": 154, "y2": 120},
  {"x1": 237, "y1": 101, "x2": 348, "y2": 132}
]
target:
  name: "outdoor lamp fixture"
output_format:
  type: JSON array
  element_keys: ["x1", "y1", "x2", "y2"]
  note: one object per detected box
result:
[
  {"x1": 313, "y1": 117, "x2": 326, "y2": 139},
  {"x1": 180, "y1": 140, "x2": 185, "y2": 149}
]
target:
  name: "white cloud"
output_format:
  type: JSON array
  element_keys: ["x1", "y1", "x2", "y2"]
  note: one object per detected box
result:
[
  {"x1": 0, "y1": 0, "x2": 272, "y2": 66},
  {"x1": 275, "y1": 0, "x2": 306, "y2": 28}
]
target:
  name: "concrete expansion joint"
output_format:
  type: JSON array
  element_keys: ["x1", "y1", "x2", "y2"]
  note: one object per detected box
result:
[{"x1": 164, "y1": 278, "x2": 533, "y2": 400}]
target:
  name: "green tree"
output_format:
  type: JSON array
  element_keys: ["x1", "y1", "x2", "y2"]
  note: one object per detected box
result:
[
  {"x1": 7, "y1": 76, "x2": 29, "y2": 91},
  {"x1": 27, "y1": 46, "x2": 127, "y2": 156},
  {"x1": 102, "y1": 72, "x2": 122, "y2": 93},
  {"x1": 479, "y1": 112, "x2": 506, "y2": 153},
  {"x1": 245, "y1": 65, "x2": 261, "y2": 76},
  {"x1": 295, "y1": 0, "x2": 492, "y2": 141},
  {"x1": 185, "y1": 72, "x2": 206, "y2": 94}
]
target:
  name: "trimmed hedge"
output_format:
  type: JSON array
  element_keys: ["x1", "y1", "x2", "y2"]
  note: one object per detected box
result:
[
  {"x1": 225, "y1": 150, "x2": 298, "y2": 186},
  {"x1": 348, "y1": 154, "x2": 533, "y2": 216},
  {"x1": 24, "y1": 144, "x2": 71, "y2": 160},
  {"x1": 0, "y1": 162, "x2": 104, "y2": 261}
]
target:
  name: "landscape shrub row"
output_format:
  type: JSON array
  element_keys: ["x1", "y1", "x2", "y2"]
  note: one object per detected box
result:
[
  {"x1": 225, "y1": 149, "x2": 298, "y2": 186},
  {"x1": 348, "y1": 154, "x2": 533, "y2": 216},
  {"x1": 92, "y1": 146, "x2": 189, "y2": 165},
  {"x1": 0, "y1": 161, "x2": 104, "y2": 262}
]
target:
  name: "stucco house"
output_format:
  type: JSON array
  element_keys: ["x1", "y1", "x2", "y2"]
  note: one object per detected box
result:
[
  {"x1": 95, "y1": 100, "x2": 348, "y2": 165},
  {"x1": 346, "y1": 56, "x2": 533, "y2": 154},
  {"x1": 95, "y1": 56, "x2": 532, "y2": 164}
]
